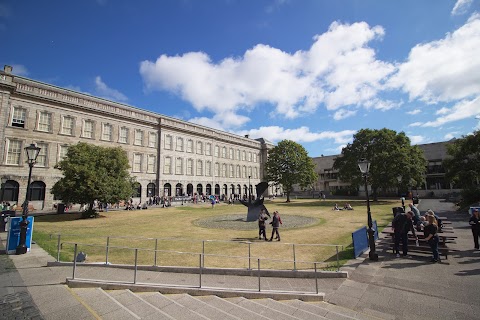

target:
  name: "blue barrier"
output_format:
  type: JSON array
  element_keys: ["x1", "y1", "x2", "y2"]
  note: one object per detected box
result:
[{"x1": 352, "y1": 220, "x2": 379, "y2": 258}]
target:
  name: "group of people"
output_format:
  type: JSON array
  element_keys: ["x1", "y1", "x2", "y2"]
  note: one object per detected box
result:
[
  {"x1": 332, "y1": 203, "x2": 353, "y2": 211},
  {"x1": 258, "y1": 209, "x2": 282, "y2": 241},
  {"x1": 392, "y1": 203, "x2": 443, "y2": 262}
]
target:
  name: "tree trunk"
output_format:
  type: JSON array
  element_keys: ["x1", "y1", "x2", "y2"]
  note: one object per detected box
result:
[
  {"x1": 372, "y1": 186, "x2": 378, "y2": 202},
  {"x1": 286, "y1": 191, "x2": 291, "y2": 202}
]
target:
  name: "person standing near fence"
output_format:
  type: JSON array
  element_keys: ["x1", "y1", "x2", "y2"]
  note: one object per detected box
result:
[
  {"x1": 269, "y1": 211, "x2": 282, "y2": 241},
  {"x1": 469, "y1": 209, "x2": 480, "y2": 250}
]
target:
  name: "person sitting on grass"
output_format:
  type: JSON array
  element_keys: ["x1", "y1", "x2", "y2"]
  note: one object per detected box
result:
[
  {"x1": 333, "y1": 203, "x2": 341, "y2": 211},
  {"x1": 344, "y1": 203, "x2": 353, "y2": 210}
]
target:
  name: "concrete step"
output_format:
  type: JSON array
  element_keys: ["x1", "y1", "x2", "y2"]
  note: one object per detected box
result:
[
  {"x1": 284, "y1": 300, "x2": 384, "y2": 320},
  {"x1": 167, "y1": 293, "x2": 243, "y2": 320},
  {"x1": 197, "y1": 295, "x2": 273, "y2": 320},
  {"x1": 139, "y1": 292, "x2": 210, "y2": 320},
  {"x1": 226, "y1": 296, "x2": 304, "y2": 320},
  {"x1": 72, "y1": 288, "x2": 140, "y2": 320},
  {"x1": 255, "y1": 298, "x2": 328, "y2": 320}
]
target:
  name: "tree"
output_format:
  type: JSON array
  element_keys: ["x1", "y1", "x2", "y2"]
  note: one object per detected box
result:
[
  {"x1": 443, "y1": 131, "x2": 480, "y2": 207},
  {"x1": 265, "y1": 140, "x2": 317, "y2": 202},
  {"x1": 51, "y1": 142, "x2": 135, "y2": 217},
  {"x1": 333, "y1": 128, "x2": 426, "y2": 201}
]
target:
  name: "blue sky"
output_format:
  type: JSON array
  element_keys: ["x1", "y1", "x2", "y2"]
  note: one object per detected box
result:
[{"x1": 1, "y1": 0, "x2": 479, "y2": 157}]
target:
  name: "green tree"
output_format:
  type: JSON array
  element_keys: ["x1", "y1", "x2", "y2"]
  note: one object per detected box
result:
[
  {"x1": 333, "y1": 128, "x2": 426, "y2": 201},
  {"x1": 443, "y1": 131, "x2": 480, "y2": 207},
  {"x1": 51, "y1": 142, "x2": 135, "y2": 216},
  {"x1": 265, "y1": 140, "x2": 317, "y2": 202}
]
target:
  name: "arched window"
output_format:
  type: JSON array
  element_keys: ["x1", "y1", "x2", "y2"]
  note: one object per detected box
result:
[
  {"x1": 176, "y1": 183, "x2": 183, "y2": 196},
  {"x1": 206, "y1": 184, "x2": 212, "y2": 195},
  {"x1": 133, "y1": 182, "x2": 141, "y2": 197},
  {"x1": 147, "y1": 183, "x2": 156, "y2": 197},
  {"x1": 2, "y1": 180, "x2": 19, "y2": 202},
  {"x1": 196, "y1": 184, "x2": 203, "y2": 195},
  {"x1": 163, "y1": 183, "x2": 171, "y2": 196},
  {"x1": 29, "y1": 181, "x2": 46, "y2": 201},
  {"x1": 223, "y1": 184, "x2": 228, "y2": 196},
  {"x1": 215, "y1": 184, "x2": 220, "y2": 196},
  {"x1": 187, "y1": 183, "x2": 193, "y2": 196}
]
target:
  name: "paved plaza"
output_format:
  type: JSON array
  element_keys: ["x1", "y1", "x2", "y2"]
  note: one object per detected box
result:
[{"x1": 1, "y1": 199, "x2": 479, "y2": 319}]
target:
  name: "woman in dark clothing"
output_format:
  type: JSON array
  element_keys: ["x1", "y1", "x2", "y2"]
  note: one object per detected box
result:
[
  {"x1": 424, "y1": 214, "x2": 440, "y2": 262},
  {"x1": 469, "y1": 209, "x2": 480, "y2": 250}
]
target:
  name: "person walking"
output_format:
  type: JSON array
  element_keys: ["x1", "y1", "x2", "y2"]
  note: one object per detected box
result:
[
  {"x1": 258, "y1": 209, "x2": 268, "y2": 241},
  {"x1": 392, "y1": 211, "x2": 418, "y2": 257},
  {"x1": 424, "y1": 214, "x2": 440, "y2": 262},
  {"x1": 269, "y1": 211, "x2": 282, "y2": 241},
  {"x1": 469, "y1": 209, "x2": 480, "y2": 250}
]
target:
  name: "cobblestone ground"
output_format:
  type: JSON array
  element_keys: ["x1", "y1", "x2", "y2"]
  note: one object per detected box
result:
[{"x1": 0, "y1": 250, "x2": 44, "y2": 319}]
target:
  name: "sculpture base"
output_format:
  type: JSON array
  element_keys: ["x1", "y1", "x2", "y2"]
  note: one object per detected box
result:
[{"x1": 246, "y1": 205, "x2": 267, "y2": 222}]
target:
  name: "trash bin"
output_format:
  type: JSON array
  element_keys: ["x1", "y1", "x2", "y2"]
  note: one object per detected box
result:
[
  {"x1": 392, "y1": 207, "x2": 404, "y2": 218},
  {"x1": 57, "y1": 203, "x2": 65, "y2": 214}
]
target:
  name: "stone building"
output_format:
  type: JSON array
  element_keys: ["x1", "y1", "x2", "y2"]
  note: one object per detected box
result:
[{"x1": 0, "y1": 65, "x2": 274, "y2": 210}]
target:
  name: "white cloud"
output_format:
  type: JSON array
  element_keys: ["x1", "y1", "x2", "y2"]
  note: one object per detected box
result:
[
  {"x1": 139, "y1": 20, "x2": 394, "y2": 128},
  {"x1": 333, "y1": 109, "x2": 357, "y2": 120},
  {"x1": 409, "y1": 135, "x2": 426, "y2": 145},
  {"x1": 408, "y1": 122, "x2": 423, "y2": 127},
  {"x1": 388, "y1": 14, "x2": 480, "y2": 104},
  {"x1": 422, "y1": 96, "x2": 480, "y2": 127},
  {"x1": 406, "y1": 109, "x2": 421, "y2": 115},
  {"x1": 189, "y1": 111, "x2": 250, "y2": 130},
  {"x1": 444, "y1": 132, "x2": 459, "y2": 140},
  {"x1": 11, "y1": 64, "x2": 29, "y2": 76},
  {"x1": 236, "y1": 126, "x2": 356, "y2": 145},
  {"x1": 451, "y1": 0, "x2": 473, "y2": 15},
  {"x1": 265, "y1": 0, "x2": 289, "y2": 13},
  {"x1": 94, "y1": 76, "x2": 128, "y2": 102},
  {"x1": 436, "y1": 107, "x2": 450, "y2": 115}
]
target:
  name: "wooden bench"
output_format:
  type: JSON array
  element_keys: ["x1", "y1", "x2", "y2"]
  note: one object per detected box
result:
[{"x1": 14, "y1": 204, "x2": 35, "y2": 213}]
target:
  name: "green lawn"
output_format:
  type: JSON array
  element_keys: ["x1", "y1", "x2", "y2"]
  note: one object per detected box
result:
[{"x1": 33, "y1": 198, "x2": 397, "y2": 270}]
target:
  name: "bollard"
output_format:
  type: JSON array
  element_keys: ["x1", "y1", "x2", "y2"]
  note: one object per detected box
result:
[
  {"x1": 199, "y1": 254, "x2": 203, "y2": 288},
  {"x1": 248, "y1": 242, "x2": 251, "y2": 270},
  {"x1": 56, "y1": 234, "x2": 61, "y2": 262},
  {"x1": 336, "y1": 246, "x2": 340, "y2": 271},
  {"x1": 72, "y1": 244, "x2": 78, "y2": 280},
  {"x1": 154, "y1": 238, "x2": 158, "y2": 266},
  {"x1": 293, "y1": 244, "x2": 296, "y2": 271},
  {"x1": 257, "y1": 259, "x2": 261, "y2": 292},
  {"x1": 134, "y1": 248, "x2": 138, "y2": 284},
  {"x1": 314, "y1": 262, "x2": 318, "y2": 294},
  {"x1": 105, "y1": 236, "x2": 110, "y2": 265}
]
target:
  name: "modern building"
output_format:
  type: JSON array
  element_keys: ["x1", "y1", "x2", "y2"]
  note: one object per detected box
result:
[{"x1": 0, "y1": 65, "x2": 275, "y2": 210}]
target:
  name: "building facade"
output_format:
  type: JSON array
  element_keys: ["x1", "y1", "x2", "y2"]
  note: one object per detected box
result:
[{"x1": 0, "y1": 66, "x2": 274, "y2": 210}]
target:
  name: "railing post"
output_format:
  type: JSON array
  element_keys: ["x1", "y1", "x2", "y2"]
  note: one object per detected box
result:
[
  {"x1": 314, "y1": 262, "x2": 318, "y2": 294},
  {"x1": 257, "y1": 258, "x2": 261, "y2": 292},
  {"x1": 154, "y1": 238, "x2": 158, "y2": 266},
  {"x1": 202, "y1": 241, "x2": 205, "y2": 268},
  {"x1": 199, "y1": 254, "x2": 202, "y2": 288},
  {"x1": 134, "y1": 248, "x2": 138, "y2": 284},
  {"x1": 105, "y1": 236, "x2": 110, "y2": 265},
  {"x1": 336, "y1": 245, "x2": 340, "y2": 271},
  {"x1": 248, "y1": 242, "x2": 251, "y2": 270},
  {"x1": 293, "y1": 244, "x2": 296, "y2": 271},
  {"x1": 56, "y1": 234, "x2": 61, "y2": 262},
  {"x1": 72, "y1": 243, "x2": 78, "y2": 280}
]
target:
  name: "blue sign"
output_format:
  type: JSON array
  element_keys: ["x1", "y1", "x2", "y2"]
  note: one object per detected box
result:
[
  {"x1": 352, "y1": 226, "x2": 368, "y2": 258},
  {"x1": 6, "y1": 216, "x2": 34, "y2": 254}
]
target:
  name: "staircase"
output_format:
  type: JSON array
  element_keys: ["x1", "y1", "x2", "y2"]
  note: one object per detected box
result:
[{"x1": 70, "y1": 288, "x2": 385, "y2": 320}]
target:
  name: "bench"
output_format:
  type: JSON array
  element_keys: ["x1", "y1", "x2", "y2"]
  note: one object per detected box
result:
[{"x1": 14, "y1": 204, "x2": 35, "y2": 213}]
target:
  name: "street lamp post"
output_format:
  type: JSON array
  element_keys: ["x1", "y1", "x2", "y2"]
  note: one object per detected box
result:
[
  {"x1": 358, "y1": 159, "x2": 378, "y2": 261},
  {"x1": 1, "y1": 176, "x2": 8, "y2": 202},
  {"x1": 248, "y1": 175, "x2": 251, "y2": 204},
  {"x1": 397, "y1": 176, "x2": 405, "y2": 211},
  {"x1": 16, "y1": 144, "x2": 41, "y2": 255}
]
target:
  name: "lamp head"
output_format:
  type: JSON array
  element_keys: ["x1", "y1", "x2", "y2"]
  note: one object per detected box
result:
[
  {"x1": 25, "y1": 143, "x2": 41, "y2": 165},
  {"x1": 397, "y1": 176, "x2": 402, "y2": 183},
  {"x1": 358, "y1": 159, "x2": 370, "y2": 174}
]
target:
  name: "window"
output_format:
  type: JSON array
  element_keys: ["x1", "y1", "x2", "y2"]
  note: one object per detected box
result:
[
  {"x1": 134, "y1": 129, "x2": 143, "y2": 146},
  {"x1": 186, "y1": 159, "x2": 193, "y2": 175},
  {"x1": 102, "y1": 123, "x2": 112, "y2": 141},
  {"x1": 248, "y1": 152, "x2": 252, "y2": 162},
  {"x1": 82, "y1": 120, "x2": 94, "y2": 139},
  {"x1": 38, "y1": 111, "x2": 52, "y2": 132},
  {"x1": 119, "y1": 127, "x2": 129, "y2": 144},
  {"x1": 186, "y1": 139, "x2": 193, "y2": 153},
  {"x1": 29, "y1": 181, "x2": 46, "y2": 201},
  {"x1": 242, "y1": 151, "x2": 246, "y2": 161},
  {"x1": 11, "y1": 107, "x2": 26, "y2": 128},
  {"x1": 147, "y1": 155, "x2": 156, "y2": 173},
  {"x1": 248, "y1": 166, "x2": 252, "y2": 177},
  {"x1": 214, "y1": 145, "x2": 219, "y2": 157},
  {"x1": 148, "y1": 132, "x2": 157, "y2": 148},
  {"x1": 229, "y1": 164, "x2": 234, "y2": 178},
  {"x1": 236, "y1": 165, "x2": 240, "y2": 178},
  {"x1": 222, "y1": 147, "x2": 226, "y2": 158},
  {"x1": 205, "y1": 161, "x2": 212, "y2": 176},
  {"x1": 176, "y1": 137, "x2": 184, "y2": 151},
  {"x1": 6, "y1": 139, "x2": 22, "y2": 165},
  {"x1": 253, "y1": 153, "x2": 257, "y2": 163},
  {"x1": 229, "y1": 148, "x2": 234, "y2": 159},
  {"x1": 164, "y1": 157, "x2": 171, "y2": 174},
  {"x1": 61, "y1": 116, "x2": 74, "y2": 135},
  {"x1": 196, "y1": 141, "x2": 203, "y2": 154},
  {"x1": 205, "y1": 143, "x2": 212, "y2": 156},
  {"x1": 254, "y1": 167, "x2": 258, "y2": 179},
  {"x1": 242, "y1": 166, "x2": 246, "y2": 178},
  {"x1": 214, "y1": 162, "x2": 219, "y2": 177},
  {"x1": 164, "y1": 135, "x2": 172, "y2": 150},
  {"x1": 133, "y1": 154, "x2": 142, "y2": 172},
  {"x1": 59, "y1": 145, "x2": 69, "y2": 162},
  {"x1": 35, "y1": 143, "x2": 48, "y2": 167},
  {"x1": 196, "y1": 160, "x2": 203, "y2": 176},
  {"x1": 236, "y1": 149, "x2": 240, "y2": 160},
  {"x1": 221, "y1": 164, "x2": 227, "y2": 177},
  {"x1": 175, "y1": 157, "x2": 183, "y2": 174}
]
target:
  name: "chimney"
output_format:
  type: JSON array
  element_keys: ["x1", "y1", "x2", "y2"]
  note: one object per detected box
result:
[{"x1": 4, "y1": 65, "x2": 12, "y2": 74}]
